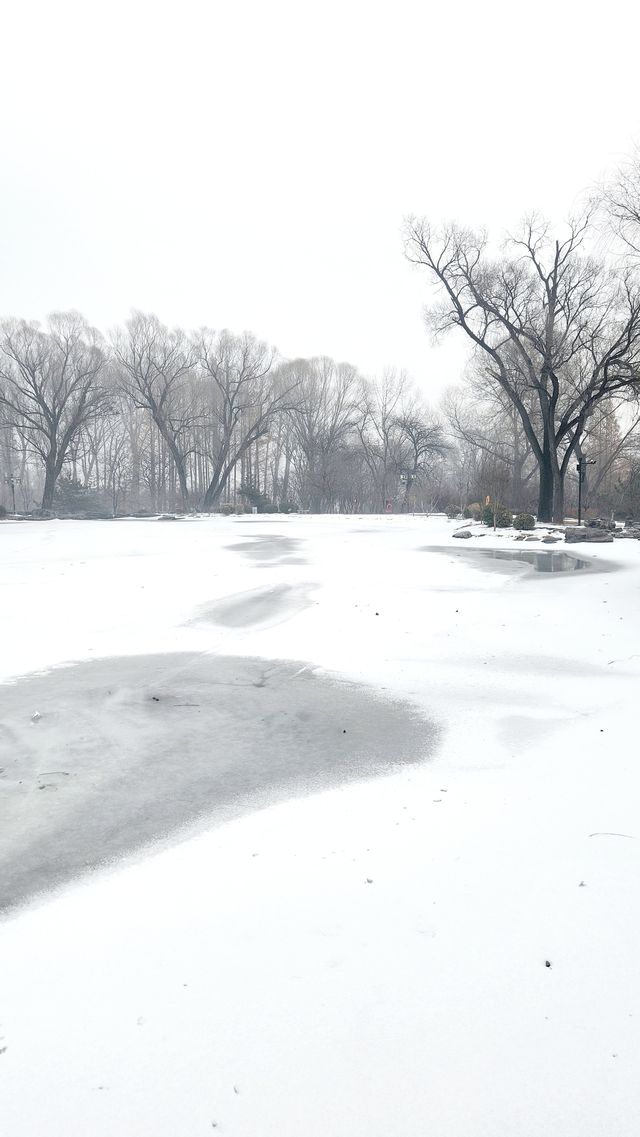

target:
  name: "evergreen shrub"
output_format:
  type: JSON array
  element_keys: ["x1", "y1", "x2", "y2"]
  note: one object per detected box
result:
[{"x1": 482, "y1": 503, "x2": 513, "y2": 527}]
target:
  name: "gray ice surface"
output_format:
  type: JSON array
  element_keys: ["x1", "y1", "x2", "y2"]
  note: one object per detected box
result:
[
  {"x1": 225, "y1": 535, "x2": 306, "y2": 565},
  {"x1": 423, "y1": 546, "x2": 602, "y2": 573},
  {"x1": 0, "y1": 653, "x2": 434, "y2": 914},
  {"x1": 190, "y1": 583, "x2": 316, "y2": 627}
]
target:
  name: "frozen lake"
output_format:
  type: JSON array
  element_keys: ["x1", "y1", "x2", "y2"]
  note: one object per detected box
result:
[{"x1": 1, "y1": 514, "x2": 639, "y2": 1137}]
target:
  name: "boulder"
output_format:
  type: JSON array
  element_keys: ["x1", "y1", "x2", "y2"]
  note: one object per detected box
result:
[
  {"x1": 453, "y1": 529, "x2": 473, "y2": 539},
  {"x1": 565, "y1": 527, "x2": 614, "y2": 543},
  {"x1": 542, "y1": 535, "x2": 561, "y2": 543}
]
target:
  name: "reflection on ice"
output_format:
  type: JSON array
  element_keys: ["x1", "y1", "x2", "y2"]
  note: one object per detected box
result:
[
  {"x1": 473, "y1": 548, "x2": 590, "y2": 573},
  {"x1": 425, "y1": 546, "x2": 594, "y2": 573}
]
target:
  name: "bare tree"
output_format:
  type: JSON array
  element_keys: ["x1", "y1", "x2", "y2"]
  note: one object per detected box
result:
[
  {"x1": 73, "y1": 410, "x2": 131, "y2": 516},
  {"x1": 288, "y1": 357, "x2": 360, "y2": 512},
  {"x1": 356, "y1": 370, "x2": 408, "y2": 510},
  {"x1": 112, "y1": 312, "x2": 198, "y2": 511},
  {"x1": 405, "y1": 215, "x2": 640, "y2": 521},
  {"x1": 263, "y1": 406, "x2": 297, "y2": 508},
  {"x1": 612, "y1": 431, "x2": 640, "y2": 517},
  {"x1": 575, "y1": 395, "x2": 640, "y2": 514},
  {"x1": 443, "y1": 384, "x2": 537, "y2": 511},
  {"x1": 602, "y1": 149, "x2": 640, "y2": 261},
  {"x1": 394, "y1": 408, "x2": 448, "y2": 511},
  {"x1": 0, "y1": 413, "x2": 19, "y2": 511},
  {"x1": 0, "y1": 312, "x2": 108, "y2": 511},
  {"x1": 195, "y1": 330, "x2": 298, "y2": 510}
]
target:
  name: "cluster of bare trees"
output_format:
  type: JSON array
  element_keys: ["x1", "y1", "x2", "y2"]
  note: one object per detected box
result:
[
  {"x1": 405, "y1": 151, "x2": 640, "y2": 522},
  {"x1": 0, "y1": 314, "x2": 447, "y2": 515},
  {"x1": 439, "y1": 380, "x2": 640, "y2": 520},
  {"x1": 4, "y1": 154, "x2": 640, "y2": 521}
]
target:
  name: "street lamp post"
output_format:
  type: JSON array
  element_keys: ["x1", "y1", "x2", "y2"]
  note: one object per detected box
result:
[{"x1": 576, "y1": 458, "x2": 596, "y2": 525}]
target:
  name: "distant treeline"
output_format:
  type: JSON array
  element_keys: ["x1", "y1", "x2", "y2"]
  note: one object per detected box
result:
[{"x1": 4, "y1": 152, "x2": 640, "y2": 520}]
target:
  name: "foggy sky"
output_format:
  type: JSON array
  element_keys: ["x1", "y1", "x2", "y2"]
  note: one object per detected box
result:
[{"x1": 1, "y1": 0, "x2": 639, "y2": 400}]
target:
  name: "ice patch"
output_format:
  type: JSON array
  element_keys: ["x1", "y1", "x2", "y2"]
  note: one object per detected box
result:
[
  {"x1": 225, "y1": 535, "x2": 306, "y2": 565},
  {"x1": 0, "y1": 652, "x2": 436, "y2": 913},
  {"x1": 190, "y1": 583, "x2": 316, "y2": 628}
]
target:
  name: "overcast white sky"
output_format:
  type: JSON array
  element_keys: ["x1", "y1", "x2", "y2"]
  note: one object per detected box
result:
[{"x1": 1, "y1": 0, "x2": 639, "y2": 401}]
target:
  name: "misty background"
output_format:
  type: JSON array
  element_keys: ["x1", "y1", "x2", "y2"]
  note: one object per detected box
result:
[
  {"x1": 2, "y1": 0, "x2": 639, "y2": 390},
  {"x1": 2, "y1": 0, "x2": 640, "y2": 522}
]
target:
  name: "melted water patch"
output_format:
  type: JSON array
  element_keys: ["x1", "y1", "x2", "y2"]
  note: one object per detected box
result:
[
  {"x1": 475, "y1": 548, "x2": 590, "y2": 572},
  {"x1": 425, "y1": 546, "x2": 593, "y2": 573}
]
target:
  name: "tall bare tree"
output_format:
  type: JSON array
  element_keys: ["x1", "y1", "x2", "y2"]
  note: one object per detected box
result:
[
  {"x1": 288, "y1": 357, "x2": 360, "y2": 512},
  {"x1": 394, "y1": 407, "x2": 448, "y2": 511},
  {"x1": 356, "y1": 370, "x2": 408, "y2": 510},
  {"x1": 405, "y1": 215, "x2": 640, "y2": 521},
  {"x1": 196, "y1": 330, "x2": 297, "y2": 510},
  {"x1": 112, "y1": 312, "x2": 198, "y2": 511},
  {"x1": 0, "y1": 312, "x2": 108, "y2": 510}
]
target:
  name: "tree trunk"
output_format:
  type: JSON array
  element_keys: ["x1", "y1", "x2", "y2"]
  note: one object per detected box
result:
[
  {"x1": 282, "y1": 449, "x2": 292, "y2": 504},
  {"x1": 149, "y1": 430, "x2": 157, "y2": 511},
  {"x1": 380, "y1": 473, "x2": 389, "y2": 512},
  {"x1": 41, "y1": 462, "x2": 57, "y2": 511},
  {"x1": 402, "y1": 476, "x2": 413, "y2": 512},
  {"x1": 537, "y1": 435, "x2": 554, "y2": 522},
  {"x1": 203, "y1": 483, "x2": 224, "y2": 510},
  {"x1": 553, "y1": 476, "x2": 565, "y2": 524},
  {"x1": 202, "y1": 459, "x2": 228, "y2": 511},
  {"x1": 130, "y1": 436, "x2": 141, "y2": 512},
  {"x1": 166, "y1": 438, "x2": 189, "y2": 511}
]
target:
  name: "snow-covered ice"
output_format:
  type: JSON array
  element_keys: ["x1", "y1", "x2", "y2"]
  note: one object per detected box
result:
[
  {"x1": 1, "y1": 514, "x2": 639, "y2": 1136},
  {"x1": 1, "y1": 652, "x2": 433, "y2": 912}
]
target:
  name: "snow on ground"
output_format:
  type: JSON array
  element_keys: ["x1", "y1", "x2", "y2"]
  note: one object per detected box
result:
[{"x1": 1, "y1": 514, "x2": 639, "y2": 1136}]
